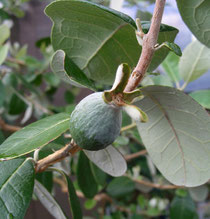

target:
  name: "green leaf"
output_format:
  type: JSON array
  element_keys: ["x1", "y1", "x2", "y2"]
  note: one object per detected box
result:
[
  {"x1": 84, "y1": 199, "x2": 97, "y2": 210},
  {"x1": 161, "y1": 52, "x2": 180, "y2": 83},
  {"x1": 0, "y1": 80, "x2": 5, "y2": 107},
  {"x1": 51, "y1": 50, "x2": 96, "y2": 90},
  {"x1": 162, "y1": 42, "x2": 182, "y2": 56},
  {"x1": 50, "y1": 168, "x2": 83, "y2": 219},
  {"x1": 170, "y1": 196, "x2": 198, "y2": 219},
  {"x1": 179, "y1": 40, "x2": 210, "y2": 85},
  {"x1": 0, "y1": 24, "x2": 10, "y2": 45},
  {"x1": 0, "y1": 113, "x2": 70, "y2": 159},
  {"x1": 34, "y1": 180, "x2": 67, "y2": 219},
  {"x1": 90, "y1": 162, "x2": 108, "y2": 187},
  {"x1": 45, "y1": 1, "x2": 178, "y2": 86},
  {"x1": 64, "y1": 90, "x2": 75, "y2": 104},
  {"x1": 0, "y1": 158, "x2": 35, "y2": 218},
  {"x1": 152, "y1": 75, "x2": 173, "y2": 87},
  {"x1": 176, "y1": 0, "x2": 210, "y2": 48},
  {"x1": 84, "y1": 145, "x2": 127, "y2": 177},
  {"x1": 135, "y1": 85, "x2": 210, "y2": 187},
  {"x1": 0, "y1": 44, "x2": 9, "y2": 65},
  {"x1": 8, "y1": 93, "x2": 27, "y2": 115},
  {"x1": 189, "y1": 185, "x2": 209, "y2": 202},
  {"x1": 0, "y1": 131, "x2": 5, "y2": 144},
  {"x1": 190, "y1": 90, "x2": 210, "y2": 109},
  {"x1": 106, "y1": 176, "x2": 135, "y2": 198},
  {"x1": 36, "y1": 171, "x2": 53, "y2": 193},
  {"x1": 77, "y1": 151, "x2": 98, "y2": 199}
]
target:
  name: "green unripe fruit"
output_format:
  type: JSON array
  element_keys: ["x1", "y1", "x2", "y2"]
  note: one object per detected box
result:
[{"x1": 69, "y1": 92, "x2": 122, "y2": 151}]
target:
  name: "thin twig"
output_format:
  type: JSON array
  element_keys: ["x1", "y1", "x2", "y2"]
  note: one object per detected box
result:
[
  {"x1": 6, "y1": 57, "x2": 26, "y2": 66},
  {"x1": 35, "y1": 140, "x2": 81, "y2": 173},
  {"x1": 120, "y1": 123, "x2": 136, "y2": 133},
  {"x1": 133, "y1": 178, "x2": 184, "y2": 190},
  {"x1": 0, "y1": 118, "x2": 21, "y2": 132},
  {"x1": 124, "y1": 0, "x2": 166, "y2": 92},
  {"x1": 125, "y1": 149, "x2": 147, "y2": 161}
]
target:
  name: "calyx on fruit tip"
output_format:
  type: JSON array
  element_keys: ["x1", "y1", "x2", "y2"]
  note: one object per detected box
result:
[{"x1": 102, "y1": 63, "x2": 148, "y2": 123}]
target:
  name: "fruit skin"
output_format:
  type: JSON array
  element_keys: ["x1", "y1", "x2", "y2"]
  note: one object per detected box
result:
[{"x1": 69, "y1": 92, "x2": 122, "y2": 151}]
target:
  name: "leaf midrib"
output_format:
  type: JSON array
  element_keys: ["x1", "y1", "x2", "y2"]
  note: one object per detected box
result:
[
  {"x1": 0, "y1": 117, "x2": 70, "y2": 156},
  {"x1": 145, "y1": 92, "x2": 187, "y2": 184}
]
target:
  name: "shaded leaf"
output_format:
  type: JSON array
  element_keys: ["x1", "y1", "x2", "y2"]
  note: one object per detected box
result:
[
  {"x1": 0, "y1": 113, "x2": 70, "y2": 159},
  {"x1": 34, "y1": 180, "x2": 67, "y2": 219},
  {"x1": 190, "y1": 90, "x2": 210, "y2": 109},
  {"x1": 136, "y1": 85, "x2": 210, "y2": 186},
  {"x1": 0, "y1": 158, "x2": 35, "y2": 219},
  {"x1": 50, "y1": 168, "x2": 83, "y2": 219},
  {"x1": 90, "y1": 162, "x2": 108, "y2": 187},
  {"x1": 8, "y1": 93, "x2": 27, "y2": 115},
  {"x1": 45, "y1": 1, "x2": 178, "y2": 86},
  {"x1": 176, "y1": 0, "x2": 210, "y2": 48},
  {"x1": 179, "y1": 40, "x2": 210, "y2": 85},
  {"x1": 84, "y1": 145, "x2": 127, "y2": 177},
  {"x1": 77, "y1": 151, "x2": 98, "y2": 199},
  {"x1": 170, "y1": 195, "x2": 198, "y2": 219},
  {"x1": 107, "y1": 176, "x2": 135, "y2": 198}
]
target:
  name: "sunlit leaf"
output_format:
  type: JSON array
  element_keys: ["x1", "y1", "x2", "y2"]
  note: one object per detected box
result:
[
  {"x1": 190, "y1": 90, "x2": 210, "y2": 109},
  {"x1": 179, "y1": 40, "x2": 210, "y2": 85}
]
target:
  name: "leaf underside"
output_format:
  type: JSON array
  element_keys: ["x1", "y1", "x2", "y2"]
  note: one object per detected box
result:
[{"x1": 136, "y1": 85, "x2": 210, "y2": 187}]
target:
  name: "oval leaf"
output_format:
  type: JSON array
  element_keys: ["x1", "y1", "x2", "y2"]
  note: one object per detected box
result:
[
  {"x1": 189, "y1": 185, "x2": 209, "y2": 202},
  {"x1": 176, "y1": 0, "x2": 210, "y2": 48},
  {"x1": 106, "y1": 176, "x2": 135, "y2": 198},
  {"x1": 77, "y1": 151, "x2": 98, "y2": 199},
  {"x1": 84, "y1": 145, "x2": 127, "y2": 177},
  {"x1": 190, "y1": 90, "x2": 210, "y2": 109},
  {"x1": 0, "y1": 113, "x2": 70, "y2": 159},
  {"x1": 34, "y1": 180, "x2": 67, "y2": 219},
  {"x1": 0, "y1": 158, "x2": 35, "y2": 219},
  {"x1": 136, "y1": 85, "x2": 210, "y2": 187},
  {"x1": 45, "y1": 1, "x2": 178, "y2": 86},
  {"x1": 179, "y1": 40, "x2": 210, "y2": 86},
  {"x1": 170, "y1": 196, "x2": 198, "y2": 219}
]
